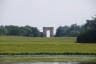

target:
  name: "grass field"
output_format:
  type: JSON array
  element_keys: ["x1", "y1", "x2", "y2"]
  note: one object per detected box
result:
[{"x1": 0, "y1": 36, "x2": 96, "y2": 54}]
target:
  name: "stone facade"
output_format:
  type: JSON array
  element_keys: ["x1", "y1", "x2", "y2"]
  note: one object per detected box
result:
[{"x1": 43, "y1": 27, "x2": 54, "y2": 37}]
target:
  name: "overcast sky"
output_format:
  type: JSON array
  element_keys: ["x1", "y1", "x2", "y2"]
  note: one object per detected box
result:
[{"x1": 0, "y1": 0, "x2": 96, "y2": 30}]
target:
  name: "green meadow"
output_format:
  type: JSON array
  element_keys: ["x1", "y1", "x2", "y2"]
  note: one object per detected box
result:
[{"x1": 0, "y1": 36, "x2": 96, "y2": 54}]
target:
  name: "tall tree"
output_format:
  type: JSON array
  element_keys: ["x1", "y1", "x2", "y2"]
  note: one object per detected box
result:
[
  {"x1": 77, "y1": 17, "x2": 96, "y2": 43},
  {"x1": 69, "y1": 24, "x2": 81, "y2": 36},
  {"x1": 55, "y1": 24, "x2": 81, "y2": 37},
  {"x1": 17, "y1": 26, "x2": 33, "y2": 36},
  {"x1": 0, "y1": 26, "x2": 7, "y2": 35},
  {"x1": 31, "y1": 27, "x2": 40, "y2": 37},
  {"x1": 5, "y1": 25, "x2": 20, "y2": 35},
  {"x1": 55, "y1": 26, "x2": 65, "y2": 37}
]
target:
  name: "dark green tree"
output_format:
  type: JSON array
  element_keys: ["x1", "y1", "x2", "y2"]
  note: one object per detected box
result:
[
  {"x1": 77, "y1": 17, "x2": 96, "y2": 43},
  {"x1": 55, "y1": 24, "x2": 81, "y2": 37},
  {"x1": 69, "y1": 24, "x2": 81, "y2": 37},
  {"x1": 31, "y1": 27, "x2": 41, "y2": 37},
  {"x1": 0, "y1": 26, "x2": 7, "y2": 35},
  {"x1": 55, "y1": 26, "x2": 65, "y2": 37},
  {"x1": 5, "y1": 25, "x2": 20, "y2": 35},
  {"x1": 17, "y1": 26, "x2": 33, "y2": 36}
]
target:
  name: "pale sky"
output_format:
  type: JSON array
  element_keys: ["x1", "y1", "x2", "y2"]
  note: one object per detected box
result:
[{"x1": 0, "y1": 0, "x2": 96, "y2": 31}]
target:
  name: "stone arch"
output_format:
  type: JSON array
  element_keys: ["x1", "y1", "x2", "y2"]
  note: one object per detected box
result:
[{"x1": 43, "y1": 27, "x2": 54, "y2": 37}]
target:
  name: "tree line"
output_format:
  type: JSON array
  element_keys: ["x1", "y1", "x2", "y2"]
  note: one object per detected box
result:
[
  {"x1": 0, "y1": 25, "x2": 43, "y2": 37},
  {"x1": 0, "y1": 17, "x2": 96, "y2": 39},
  {"x1": 55, "y1": 24, "x2": 82, "y2": 37},
  {"x1": 0, "y1": 24, "x2": 85, "y2": 37}
]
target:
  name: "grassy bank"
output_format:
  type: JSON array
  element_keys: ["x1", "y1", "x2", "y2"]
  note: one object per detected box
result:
[
  {"x1": 0, "y1": 36, "x2": 96, "y2": 62},
  {"x1": 0, "y1": 36, "x2": 96, "y2": 54}
]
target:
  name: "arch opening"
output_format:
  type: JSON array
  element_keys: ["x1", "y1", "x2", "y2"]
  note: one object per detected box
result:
[
  {"x1": 43, "y1": 27, "x2": 54, "y2": 37},
  {"x1": 46, "y1": 30, "x2": 50, "y2": 38}
]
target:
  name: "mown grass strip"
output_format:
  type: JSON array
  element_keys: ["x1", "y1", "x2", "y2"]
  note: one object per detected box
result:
[{"x1": 0, "y1": 36, "x2": 96, "y2": 54}]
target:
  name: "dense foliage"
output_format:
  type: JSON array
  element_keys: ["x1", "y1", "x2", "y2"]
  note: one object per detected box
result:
[
  {"x1": 55, "y1": 24, "x2": 81, "y2": 37},
  {"x1": 77, "y1": 18, "x2": 96, "y2": 43},
  {"x1": 0, "y1": 24, "x2": 83, "y2": 37},
  {"x1": 0, "y1": 25, "x2": 43, "y2": 37}
]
